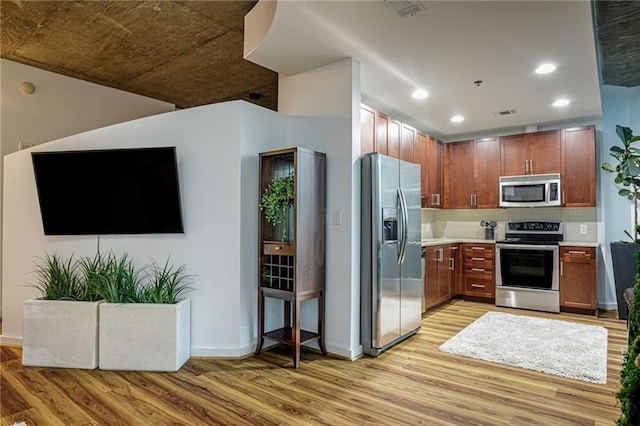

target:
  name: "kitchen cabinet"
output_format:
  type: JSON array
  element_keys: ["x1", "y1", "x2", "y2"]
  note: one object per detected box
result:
[
  {"x1": 447, "y1": 138, "x2": 499, "y2": 208},
  {"x1": 360, "y1": 104, "x2": 376, "y2": 155},
  {"x1": 388, "y1": 119, "x2": 401, "y2": 159},
  {"x1": 462, "y1": 243, "x2": 495, "y2": 298},
  {"x1": 562, "y1": 126, "x2": 596, "y2": 207},
  {"x1": 256, "y1": 148, "x2": 327, "y2": 368},
  {"x1": 400, "y1": 123, "x2": 416, "y2": 163},
  {"x1": 560, "y1": 246, "x2": 596, "y2": 315},
  {"x1": 360, "y1": 104, "x2": 391, "y2": 155},
  {"x1": 415, "y1": 133, "x2": 444, "y2": 208},
  {"x1": 375, "y1": 111, "x2": 389, "y2": 155},
  {"x1": 424, "y1": 244, "x2": 458, "y2": 310},
  {"x1": 500, "y1": 129, "x2": 561, "y2": 176}
]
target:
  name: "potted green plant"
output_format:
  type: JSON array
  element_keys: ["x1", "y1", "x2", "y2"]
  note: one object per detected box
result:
[
  {"x1": 22, "y1": 253, "x2": 103, "y2": 369},
  {"x1": 259, "y1": 172, "x2": 294, "y2": 242},
  {"x1": 98, "y1": 255, "x2": 193, "y2": 372},
  {"x1": 616, "y1": 252, "x2": 640, "y2": 425},
  {"x1": 602, "y1": 124, "x2": 640, "y2": 319}
]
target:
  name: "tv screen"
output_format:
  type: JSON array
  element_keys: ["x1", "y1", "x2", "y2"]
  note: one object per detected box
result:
[{"x1": 31, "y1": 147, "x2": 184, "y2": 235}]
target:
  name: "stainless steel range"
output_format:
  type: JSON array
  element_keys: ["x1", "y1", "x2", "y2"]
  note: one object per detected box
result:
[{"x1": 495, "y1": 221, "x2": 563, "y2": 313}]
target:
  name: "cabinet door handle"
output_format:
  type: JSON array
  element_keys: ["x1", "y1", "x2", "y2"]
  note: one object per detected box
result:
[
  {"x1": 470, "y1": 194, "x2": 474, "y2": 207},
  {"x1": 472, "y1": 268, "x2": 485, "y2": 272},
  {"x1": 525, "y1": 160, "x2": 529, "y2": 174},
  {"x1": 438, "y1": 248, "x2": 443, "y2": 262},
  {"x1": 471, "y1": 257, "x2": 485, "y2": 261},
  {"x1": 435, "y1": 193, "x2": 441, "y2": 206},
  {"x1": 449, "y1": 258, "x2": 454, "y2": 270},
  {"x1": 471, "y1": 283, "x2": 485, "y2": 288},
  {"x1": 560, "y1": 261, "x2": 563, "y2": 276},
  {"x1": 562, "y1": 190, "x2": 565, "y2": 206}
]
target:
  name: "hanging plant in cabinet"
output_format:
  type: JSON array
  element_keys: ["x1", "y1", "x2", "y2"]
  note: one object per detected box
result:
[{"x1": 260, "y1": 172, "x2": 294, "y2": 243}]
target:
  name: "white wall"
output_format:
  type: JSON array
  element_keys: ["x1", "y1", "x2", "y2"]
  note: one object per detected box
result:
[
  {"x1": 0, "y1": 59, "x2": 175, "y2": 152},
  {"x1": 279, "y1": 58, "x2": 362, "y2": 357},
  {"x1": 1, "y1": 100, "x2": 360, "y2": 359},
  {"x1": 0, "y1": 59, "x2": 175, "y2": 318},
  {"x1": 599, "y1": 85, "x2": 640, "y2": 309}
]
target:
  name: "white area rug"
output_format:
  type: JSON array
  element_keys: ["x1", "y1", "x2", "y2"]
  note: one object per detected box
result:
[{"x1": 439, "y1": 311, "x2": 608, "y2": 384}]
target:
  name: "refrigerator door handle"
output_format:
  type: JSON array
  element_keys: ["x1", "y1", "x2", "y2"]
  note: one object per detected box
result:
[{"x1": 398, "y1": 187, "x2": 409, "y2": 264}]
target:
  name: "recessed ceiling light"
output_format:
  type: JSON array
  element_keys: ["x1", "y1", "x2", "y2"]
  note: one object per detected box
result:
[
  {"x1": 552, "y1": 98, "x2": 570, "y2": 107},
  {"x1": 412, "y1": 89, "x2": 429, "y2": 100},
  {"x1": 535, "y1": 63, "x2": 556, "y2": 74},
  {"x1": 450, "y1": 115, "x2": 464, "y2": 123}
]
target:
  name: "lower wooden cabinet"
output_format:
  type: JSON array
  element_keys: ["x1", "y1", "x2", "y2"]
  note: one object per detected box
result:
[
  {"x1": 560, "y1": 246, "x2": 596, "y2": 314},
  {"x1": 424, "y1": 244, "x2": 459, "y2": 310},
  {"x1": 461, "y1": 243, "x2": 495, "y2": 298}
]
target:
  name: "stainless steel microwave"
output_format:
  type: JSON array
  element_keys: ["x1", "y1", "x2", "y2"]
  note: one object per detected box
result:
[{"x1": 499, "y1": 173, "x2": 561, "y2": 207}]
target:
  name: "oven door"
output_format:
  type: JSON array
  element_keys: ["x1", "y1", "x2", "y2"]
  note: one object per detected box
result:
[{"x1": 495, "y1": 244, "x2": 559, "y2": 291}]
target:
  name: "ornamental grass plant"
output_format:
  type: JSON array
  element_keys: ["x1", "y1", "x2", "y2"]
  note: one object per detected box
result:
[{"x1": 30, "y1": 251, "x2": 192, "y2": 304}]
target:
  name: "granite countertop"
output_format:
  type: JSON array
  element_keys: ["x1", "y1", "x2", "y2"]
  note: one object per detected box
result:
[
  {"x1": 421, "y1": 238, "x2": 599, "y2": 247},
  {"x1": 421, "y1": 238, "x2": 495, "y2": 246}
]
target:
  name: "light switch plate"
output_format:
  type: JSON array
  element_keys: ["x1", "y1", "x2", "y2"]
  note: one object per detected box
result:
[
  {"x1": 332, "y1": 210, "x2": 342, "y2": 225},
  {"x1": 580, "y1": 224, "x2": 588, "y2": 234}
]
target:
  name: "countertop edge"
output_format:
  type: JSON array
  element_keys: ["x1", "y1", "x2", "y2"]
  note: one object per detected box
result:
[{"x1": 421, "y1": 238, "x2": 599, "y2": 247}]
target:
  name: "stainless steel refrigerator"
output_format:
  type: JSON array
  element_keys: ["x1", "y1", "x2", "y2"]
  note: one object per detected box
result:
[{"x1": 361, "y1": 153, "x2": 422, "y2": 356}]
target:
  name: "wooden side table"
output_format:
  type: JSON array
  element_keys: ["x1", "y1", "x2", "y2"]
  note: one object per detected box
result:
[{"x1": 255, "y1": 287, "x2": 326, "y2": 368}]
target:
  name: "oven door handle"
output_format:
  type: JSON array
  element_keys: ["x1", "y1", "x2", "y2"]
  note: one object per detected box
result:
[{"x1": 496, "y1": 243, "x2": 558, "y2": 251}]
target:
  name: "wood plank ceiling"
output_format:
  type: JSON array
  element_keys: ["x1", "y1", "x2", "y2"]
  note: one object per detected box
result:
[
  {"x1": 0, "y1": 1, "x2": 278, "y2": 110},
  {"x1": 0, "y1": 1, "x2": 638, "y2": 113}
]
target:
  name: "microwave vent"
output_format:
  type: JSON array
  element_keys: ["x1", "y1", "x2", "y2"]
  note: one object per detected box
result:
[
  {"x1": 493, "y1": 109, "x2": 517, "y2": 117},
  {"x1": 384, "y1": 0, "x2": 427, "y2": 17}
]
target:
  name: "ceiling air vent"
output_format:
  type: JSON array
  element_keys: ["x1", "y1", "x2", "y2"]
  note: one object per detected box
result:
[
  {"x1": 492, "y1": 109, "x2": 517, "y2": 117},
  {"x1": 384, "y1": 0, "x2": 427, "y2": 17}
]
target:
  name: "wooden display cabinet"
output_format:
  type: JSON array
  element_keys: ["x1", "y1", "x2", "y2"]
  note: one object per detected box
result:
[{"x1": 255, "y1": 147, "x2": 327, "y2": 368}]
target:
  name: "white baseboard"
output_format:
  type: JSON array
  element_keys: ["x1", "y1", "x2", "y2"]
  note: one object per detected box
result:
[
  {"x1": 0, "y1": 335, "x2": 23, "y2": 346},
  {"x1": 597, "y1": 302, "x2": 619, "y2": 311},
  {"x1": 191, "y1": 341, "x2": 363, "y2": 360}
]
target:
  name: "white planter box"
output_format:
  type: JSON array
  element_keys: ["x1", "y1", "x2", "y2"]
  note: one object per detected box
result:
[
  {"x1": 99, "y1": 299, "x2": 190, "y2": 372},
  {"x1": 22, "y1": 299, "x2": 101, "y2": 369}
]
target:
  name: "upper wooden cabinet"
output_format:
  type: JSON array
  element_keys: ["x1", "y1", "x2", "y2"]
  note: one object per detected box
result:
[
  {"x1": 400, "y1": 123, "x2": 416, "y2": 163},
  {"x1": 447, "y1": 138, "x2": 500, "y2": 209},
  {"x1": 562, "y1": 126, "x2": 596, "y2": 207},
  {"x1": 375, "y1": 111, "x2": 389, "y2": 155},
  {"x1": 360, "y1": 104, "x2": 376, "y2": 155},
  {"x1": 501, "y1": 130, "x2": 561, "y2": 176},
  {"x1": 415, "y1": 133, "x2": 443, "y2": 208},
  {"x1": 361, "y1": 103, "x2": 595, "y2": 209}
]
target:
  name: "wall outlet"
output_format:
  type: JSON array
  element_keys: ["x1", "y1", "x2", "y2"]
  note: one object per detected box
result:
[{"x1": 580, "y1": 224, "x2": 588, "y2": 234}]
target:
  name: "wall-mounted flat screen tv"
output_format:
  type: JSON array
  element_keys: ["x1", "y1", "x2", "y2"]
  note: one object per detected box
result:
[{"x1": 31, "y1": 147, "x2": 184, "y2": 235}]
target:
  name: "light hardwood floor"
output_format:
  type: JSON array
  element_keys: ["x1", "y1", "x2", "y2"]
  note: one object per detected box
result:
[{"x1": 1, "y1": 300, "x2": 627, "y2": 425}]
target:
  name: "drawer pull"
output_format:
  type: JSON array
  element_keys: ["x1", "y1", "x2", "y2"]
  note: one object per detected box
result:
[
  {"x1": 471, "y1": 257, "x2": 485, "y2": 261},
  {"x1": 471, "y1": 247, "x2": 485, "y2": 250},
  {"x1": 471, "y1": 284, "x2": 485, "y2": 288},
  {"x1": 568, "y1": 250, "x2": 586, "y2": 255},
  {"x1": 471, "y1": 268, "x2": 485, "y2": 272}
]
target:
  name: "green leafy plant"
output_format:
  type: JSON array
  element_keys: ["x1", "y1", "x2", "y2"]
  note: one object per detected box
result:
[
  {"x1": 30, "y1": 251, "x2": 193, "y2": 304},
  {"x1": 93, "y1": 252, "x2": 142, "y2": 304},
  {"x1": 617, "y1": 251, "x2": 640, "y2": 425},
  {"x1": 136, "y1": 258, "x2": 193, "y2": 304},
  {"x1": 31, "y1": 253, "x2": 92, "y2": 301},
  {"x1": 259, "y1": 172, "x2": 294, "y2": 242},
  {"x1": 602, "y1": 125, "x2": 640, "y2": 242}
]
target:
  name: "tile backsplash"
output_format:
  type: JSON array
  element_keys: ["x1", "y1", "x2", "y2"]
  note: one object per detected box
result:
[{"x1": 421, "y1": 207, "x2": 597, "y2": 242}]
